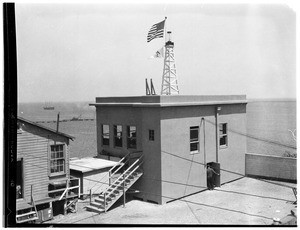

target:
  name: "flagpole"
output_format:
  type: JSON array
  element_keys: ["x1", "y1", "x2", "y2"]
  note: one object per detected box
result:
[{"x1": 164, "y1": 16, "x2": 167, "y2": 44}]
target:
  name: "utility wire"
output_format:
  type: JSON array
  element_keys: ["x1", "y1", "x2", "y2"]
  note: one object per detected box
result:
[
  {"x1": 204, "y1": 119, "x2": 296, "y2": 150},
  {"x1": 22, "y1": 149, "x2": 296, "y2": 190}
]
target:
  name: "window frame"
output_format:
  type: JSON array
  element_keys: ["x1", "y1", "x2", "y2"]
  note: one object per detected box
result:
[
  {"x1": 149, "y1": 129, "x2": 155, "y2": 141},
  {"x1": 113, "y1": 125, "x2": 123, "y2": 148},
  {"x1": 49, "y1": 144, "x2": 66, "y2": 176},
  {"x1": 219, "y1": 123, "x2": 228, "y2": 149},
  {"x1": 190, "y1": 126, "x2": 199, "y2": 154},
  {"x1": 101, "y1": 124, "x2": 110, "y2": 146},
  {"x1": 127, "y1": 125, "x2": 137, "y2": 149}
]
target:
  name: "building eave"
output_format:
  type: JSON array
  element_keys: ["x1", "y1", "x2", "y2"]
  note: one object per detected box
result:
[{"x1": 17, "y1": 116, "x2": 75, "y2": 140}]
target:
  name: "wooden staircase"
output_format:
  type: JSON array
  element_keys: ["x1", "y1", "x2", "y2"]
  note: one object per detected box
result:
[{"x1": 85, "y1": 152, "x2": 143, "y2": 213}]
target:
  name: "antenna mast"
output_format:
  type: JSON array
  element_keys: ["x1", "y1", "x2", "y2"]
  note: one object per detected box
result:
[{"x1": 161, "y1": 31, "x2": 179, "y2": 95}]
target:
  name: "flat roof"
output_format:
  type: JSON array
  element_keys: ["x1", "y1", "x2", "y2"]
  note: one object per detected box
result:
[
  {"x1": 70, "y1": 157, "x2": 119, "y2": 173},
  {"x1": 90, "y1": 95, "x2": 247, "y2": 107}
]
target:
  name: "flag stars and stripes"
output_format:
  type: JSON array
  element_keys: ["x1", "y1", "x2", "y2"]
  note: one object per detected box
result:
[{"x1": 147, "y1": 20, "x2": 165, "y2": 43}]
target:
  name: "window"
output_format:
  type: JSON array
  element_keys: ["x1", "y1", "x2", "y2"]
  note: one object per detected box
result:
[
  {"x1": 50, "y1": 144, "x2": 65, "y2": 174},
  {"x1": 149, "y1": 130, "x2": 154, "y2": 141},
  {"x1": 219, "y1": 123, "x2": 228, "y2": 148},
  {"x1": 114, "y1": 125, "x2": 123, "y2": 147},
  {"x1": 190, "y1": 126, "x2": 199, "y2": 153},
  {"x1": 102, "y1": 124, "x2": 110, "y2": 146},
  {"x1": 127, "y1": 126, "x2": 137, "y2": 149}
]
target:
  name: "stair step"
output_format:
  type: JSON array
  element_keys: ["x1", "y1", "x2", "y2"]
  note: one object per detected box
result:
[
  {"x1": 16, "y1": 216, "x2": 38, "y2": 224},
  {"x1": 85, "y1": 205, "x2": 104, "y2": 213},
  {"x1": 90, "y1": 201, "x2": 105, "y2": 208},
  {"x1": 16, "y1": 211, "x2": 38, "y2": 224},
  {"x1": 94, "y1": 198, "x2": 111, "y2": 205},
  {"x1": 16, "y1": 211, "x2": 37, "y2": 218}
]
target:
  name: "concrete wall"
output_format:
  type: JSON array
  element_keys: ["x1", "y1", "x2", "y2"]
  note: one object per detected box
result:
[
  {"x1": 160, "y1": 104, "x2": 246, "y2": 203},
  {"x1": 245, "y1": 153, "x2": 297, "y2": 182},
  {"x1": 96, "y1": 106, "x2": 143, "y2": 157},
  {"x1": 94, "y1": 101, "x2": 247, "y2": 205},
  {"x1": 218, "y1": 104, "x2": 247, "y2": 182},
  {"x1": 95, "y1": 106, "x2": 163, "y2": 204}
]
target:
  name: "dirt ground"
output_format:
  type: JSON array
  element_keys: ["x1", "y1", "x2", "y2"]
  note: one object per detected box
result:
[{"x1": 45, "y1": 177, "x2": 296, "y2": 225}]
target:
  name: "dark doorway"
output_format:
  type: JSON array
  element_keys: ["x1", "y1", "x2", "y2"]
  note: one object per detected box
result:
[
  {"x1": 16, "y1": 159, "x2": 23, "y2": 199},
  {"x1": 207, "y1": 162, "x2": 220, "y2": 188}
]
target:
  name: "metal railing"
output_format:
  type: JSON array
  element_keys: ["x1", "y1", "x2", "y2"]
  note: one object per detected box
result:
[
  {"x1": 90, "y1": 151, "x2": 143, "y2": 196},
  {"x1": 103, "y1": 155, "x2": 144, "y2": 212}
]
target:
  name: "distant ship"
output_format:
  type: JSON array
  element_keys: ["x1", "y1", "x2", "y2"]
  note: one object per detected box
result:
[{"x1": 43, "y1": 102, "x2": 55, "y2": 110}]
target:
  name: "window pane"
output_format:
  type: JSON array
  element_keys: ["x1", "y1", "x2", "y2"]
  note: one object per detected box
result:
[
  {"x1": 190, "y1": 129, "x2": 198, "y2": 140},
  {"x1": 190, "y1": 142, "x2": 199, "y2": 152},
  {"x1": 102, "y1": 137, "x2": 109, "y2": 145},
  {"x1": 50, "y1": 145, "x2": 65, "y2": 174},
  {"x1": 149, "y1": 130, "x2": 154, "y2": 141},
  {"x1": 220, "y1": 136, "x2": 227, "y2": 146},
  {"x1": 114, "y1": 125, "x2": 123, "y2": 147}
]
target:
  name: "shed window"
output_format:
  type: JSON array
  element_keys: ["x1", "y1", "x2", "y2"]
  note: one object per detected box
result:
[
  {"x1": 127, "y1": 126, "x2": 137, "y2": 149},
  {"x1": 50, "y1": 144, "x2": 65, "y2": 174},
  {"x1": 190, "y1": 126, "x2": 199, "y2": 154},
  {"x1": 149, "y1": 130, "x2": 154, "y2": 141},
  {"x1": 102, "y1": 124, "x2": 110, "y2": 146},
  {"x1": 219, "y1": 123, "x2": 228, "y2": 148},
  {"x1": 114, "y1": 125, "x2": 123, "y2": 147}
]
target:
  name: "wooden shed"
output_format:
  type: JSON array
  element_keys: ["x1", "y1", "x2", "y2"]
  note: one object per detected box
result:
[
  {"x1": 70, "y1": 157, "x2": 119, "y2": 196},
  {"x1": 16, "y1": 117, "x2": 80, "y2": 224}
]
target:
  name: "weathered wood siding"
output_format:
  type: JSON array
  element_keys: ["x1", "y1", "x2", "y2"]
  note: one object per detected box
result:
[{"x1": 17, "y1": 121, "x2": 70, "y2": 202}]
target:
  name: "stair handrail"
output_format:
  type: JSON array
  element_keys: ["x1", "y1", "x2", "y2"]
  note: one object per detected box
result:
[
  {"x1": 90, "y1": 151, "x2": 132, "y2": 195},
  {"x1": 103, "y1": 162, "x2": 144, "y2": 212},
  {"x1": 104, "y1": 155, "x2": 143, "y2": 198}
]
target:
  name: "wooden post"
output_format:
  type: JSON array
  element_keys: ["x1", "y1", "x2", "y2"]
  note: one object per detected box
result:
[
  {"x1": 66, "y1": 179, "x2": 69, "y2": 199},
  {"x1": 123, "y1": 174, "x2": 125, "y2": 208},
  {"x1": 104, "y1": 193, "x2": 106, "y2": 213},
  {"x1": 90, "y1": 189, "x2": 92, "y2": 204},
  {"x1": 75, "y1": 199, "x2": 78, "y2": 213},
  {"x1": 64, "y1": 201, "x2": 67, "y2": 215},
  {"x1": 31, "y1": 185, "x2": 33, "y2": 205}
]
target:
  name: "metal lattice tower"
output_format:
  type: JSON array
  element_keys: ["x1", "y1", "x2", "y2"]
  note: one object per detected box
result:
[{"x1": 161, "y1": 31, "x2": 179, "y2": 95}]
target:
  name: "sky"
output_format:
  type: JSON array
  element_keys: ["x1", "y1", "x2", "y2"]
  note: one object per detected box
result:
[{"x1": 15, "y1": 3, "x2": 296, "y2": 102}]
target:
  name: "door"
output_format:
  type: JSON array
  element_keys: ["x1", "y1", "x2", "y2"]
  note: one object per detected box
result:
[{"x1": 207, "y1": 162, "x2": 221, "y2": 187}]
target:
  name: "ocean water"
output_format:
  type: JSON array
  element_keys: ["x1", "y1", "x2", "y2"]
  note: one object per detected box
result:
[{"x1": 18, "y1": 100, "x2": 297, "y2": 158}]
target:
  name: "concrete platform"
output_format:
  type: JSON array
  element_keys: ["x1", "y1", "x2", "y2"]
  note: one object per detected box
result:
[{"x1": 45, "y1": 177, "x2": 296, "y2": 225}]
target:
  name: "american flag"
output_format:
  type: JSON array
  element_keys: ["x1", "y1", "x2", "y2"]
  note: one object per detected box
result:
[{"x1": 147, "y1": 20, "x2": 165, "y2": 43}]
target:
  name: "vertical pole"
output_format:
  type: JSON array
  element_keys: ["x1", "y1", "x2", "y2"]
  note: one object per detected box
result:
[
  {"x1": 123, "y1": 174, "x2": 125, "y2": 208},
  {"x1": 66, "y1": 179, "x2": 69, "y2": 199},
  {"x1": 90, "y1": 189, "x2": 92, "y2": 204},
  {"x1": 31, "y1": 185, "x2": 33, "y2": 205},
  {"x1": 50, "y1": 202, "x2": 53, "y2": 220},
  {"x1": 215, "y1": 107, "x2": 221, "y2": 163},
  {"x1": 64, "y1": 201, "x2": 67, "y2": 215},
  {"x1": 203, "y1": 118, "x2": 206, "y2": 169},
  {"x1": 56, "y1": 112, "x2": 60, "y2": 132},
  {"x1": 104, "y1": 193, "x2": 106, "y2": 213}
]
